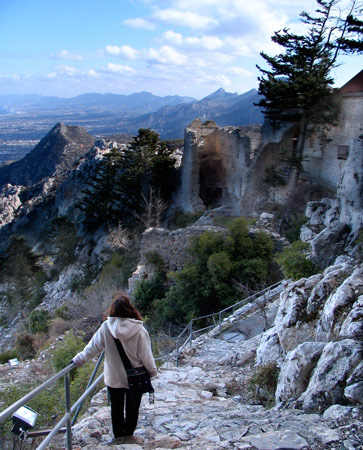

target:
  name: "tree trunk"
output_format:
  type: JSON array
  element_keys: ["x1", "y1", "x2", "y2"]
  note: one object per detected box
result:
[{"x1": 291, "y1": 116, "x2": 308, "y2": 186}]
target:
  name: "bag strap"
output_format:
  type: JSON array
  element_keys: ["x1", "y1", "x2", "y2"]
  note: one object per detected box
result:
[{"x1": 113, "y1": 337, "x2": 132, "y2": 370}]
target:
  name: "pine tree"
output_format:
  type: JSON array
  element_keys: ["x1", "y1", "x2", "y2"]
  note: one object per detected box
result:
[
  {"x1": 78, "y1": 130, "x2": 179, "y2": 229},
  {"x1": 77, "y1": 147, "x2": 124, "y2": 228},
  {"x1": 339, "y1": 13, "x2": 363, "y2": 53},
  {"x1": 0, "y1": 236, "x2": 46, "y2": 315},
  {"x1": 256, "y1": 0, "x2": 362, "y2": 182}
]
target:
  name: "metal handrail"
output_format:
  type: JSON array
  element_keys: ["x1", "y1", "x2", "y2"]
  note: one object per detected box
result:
[
  {"x1": 151, "y1": 280, "x2": 285, "y2": 365},
  {"x1": 0, "y1": 281, "x2": 285, "y2": 448},
  {"x1": 0, "y1": 351, "x2": 105, "y2": 450}
]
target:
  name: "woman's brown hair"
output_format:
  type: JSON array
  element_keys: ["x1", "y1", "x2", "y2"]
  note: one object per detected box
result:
[{"x1": 107, "y1": 292, "x2": 142, "y2": 320}]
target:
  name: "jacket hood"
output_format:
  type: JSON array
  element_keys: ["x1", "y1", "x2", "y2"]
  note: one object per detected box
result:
[{"x1": 107, "y1": 317, "x2": 143, "y2": 341}]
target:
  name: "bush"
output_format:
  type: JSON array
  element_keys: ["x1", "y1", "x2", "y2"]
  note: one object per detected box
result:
[
  {"x1": 0, "y1": 355, "x2": 104, "y2": 439},
  {"x1": 169, "y1": 208, "x2": 204, "y2": 228},
  {"x1": 133, "y1": 252, "x2": 168, "y2": 329},
  {"x1": 0, "y1": 349, "x2": 17, "y2": 364},
  {"x1": 99, "y1": 251, "x2": 137, "y2": 288},
  {"x1": 15, "y1": 333, "x2": 37, "y2": 360},
  {"x1": 284, "y1": 213, "x2": 308, "y2": 242},
  {"x1": 150, "y1": 218, "x2": 277, "y2": 328},
  {"x1": 275, "y1": 240, "x2": 318, "y2": 280},
  {"x1": 52, "y1": 331, "x2": 85, "y2": 373},
  {"x1": 54, "y1": 305, "x2": 71, "y2": 320},
  {"x1": 248, "y1": 362, "x2": 279, "y2": 407},
  {"x1": 29, "y1": 310, "x2": 50, "y2": 334}
]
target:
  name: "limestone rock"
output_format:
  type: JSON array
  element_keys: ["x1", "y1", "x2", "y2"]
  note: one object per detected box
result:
[
  {"x1": 276, "y1": 342, "x2": 325, "y2": 403},
  {"x1": 255, "y1": 327, "x2": 283, "y2": 366},
  {"x1": 274, "y1": 274, "x2": 322, "y2": 352},
  {"x1": 344, "y1": 382, "x2": 363, "y2": 405},
  {"x1": 0, "y1": 184, "x2": 22, "y2": 227},
  {"x1": 316, "y1": 265, "x2": 363, "y2": 341},
  {"x1": 298, "y1": 339, "x2": 362, "y2": 412},
  {"x1": 241, "y1": 430, "x2": 308, "y2": 450},
  {"x1": 323, "y1": 404, "x2": 356, "y2": 420}
]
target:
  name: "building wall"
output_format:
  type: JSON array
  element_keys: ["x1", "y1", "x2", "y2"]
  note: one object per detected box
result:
[{"x1": 303, "y1": 93, "x2": 363, "y2": 188}]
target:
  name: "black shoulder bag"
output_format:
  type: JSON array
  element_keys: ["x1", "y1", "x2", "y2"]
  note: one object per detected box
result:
[{"x1": 113, "y1": 337, "x2": 154, "y2": 402}]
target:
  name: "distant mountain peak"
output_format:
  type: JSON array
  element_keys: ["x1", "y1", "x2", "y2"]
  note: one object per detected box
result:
[
  {"x1": 202, "y1": 88, "x2": 238, "y2": 101},
  {"x1": 0, "y1": 123, "x2": 94, "y2": 188}
]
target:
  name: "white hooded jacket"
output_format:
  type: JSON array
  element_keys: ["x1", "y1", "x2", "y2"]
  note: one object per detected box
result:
[{"x1": 73, "y1": 317, "x2": 158, "y2": 389}]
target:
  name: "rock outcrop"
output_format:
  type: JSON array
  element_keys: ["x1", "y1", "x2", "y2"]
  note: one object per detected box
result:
[
  {"x1": 0, "y1": 123, "x2": 94, "y2": 188},
  {"x1": 255, "y1": 257, "x2": 362, "y2": 412},
  {"x1": 177, "y1": 119, "x2": 264, "y2": 214}
]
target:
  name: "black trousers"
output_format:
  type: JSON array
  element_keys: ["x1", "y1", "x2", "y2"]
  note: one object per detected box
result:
[{"x1": 107, "y1": 386, "x2": 142, "y2": 438}]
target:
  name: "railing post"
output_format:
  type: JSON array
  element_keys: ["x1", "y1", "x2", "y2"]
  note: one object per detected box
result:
[
  {"x1": 218, "y1": 311, "x2": 222, "y2": 333},
  {"x1": 176, "y1": 337, "x2": 180, "y2": 367},
  {"x1": 65, "y1": 372, "x2": 72, "y2": 450},
  {"x1": 189, "y1": 320, "x2": 193, "y2": 347},
  {"x1": 72, "y1": 352, "x2": 104, "y2": 425}
]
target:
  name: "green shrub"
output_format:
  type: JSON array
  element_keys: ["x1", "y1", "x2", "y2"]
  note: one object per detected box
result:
[
  {"x1": 151, "y1": 218, "x2": 277, "y2": 328},
  {"x1": 248, "y1": 362, "x2": 279, "y2": 407},
  {"x1": 52, "y1": 331, "x2": 85, "y2": 373},
  {"x1": 170, "y1": 208, "x2": 204, "y2": 228},
  {"x1": 15, "y1": 333, "x2": 36, "y2": 360},
  {"x1": 99, "y1": 251, "x2": 136, "y2": 289},
  {"x1": 275, "y1": 240, "x2": 318, "y2": 280},
  {"x1": 0, "y1": 358, "x2": 104, "y2": 439},
  {"x1": 133, "y1": 252, "x2": 168, "y2": 328},
  {"x1": 284, "y1": 213, "x2": 308, "y2": 242},
  {"x1": 0, "y1": 349, "x2": 17, "y2": 364},
  {"x1": 54, "y1": 305, "x2": 71, "y2": 320},
  {"x1": 29, "y1": 310, "x2": 50, "y2": 334}
]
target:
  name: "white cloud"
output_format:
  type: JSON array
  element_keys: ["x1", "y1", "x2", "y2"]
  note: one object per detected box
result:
[
  {"x1": 105, "y1": 45, "x2": 139, "y2": 59},
  {"x1": 51, "y1": 49, "x2": 83, "y2": 61},
  {"x1": 105, "y1": 45, "x2": 122, "y2": 56},
  {"x1": 86, "y1": 69, "x2": 98, "y2": 78},
  {"x1": 123, "y1": 17, "x2": 155, "y2": 30},
  {"x1": 147, "y1": 46, "x2": 187, "y2": 65},
  {"x1": 163, "y1": 30, "x2": 183, "y2": 45},
  {"x1": 54, "y1": 65, "x2": 77, "y2": 75},
  {"x1": 105, "y1": 63, "x2": 136, "y2": 74},
  {"x1": 227, "y1": 66, "x2": 254, "y2": 77},
  {"x1": 153, "y1": 8, "x2": 218, "y2": 29},
  {"x1": 163, "y1": 31, "x2": 223, "y2": 51}
]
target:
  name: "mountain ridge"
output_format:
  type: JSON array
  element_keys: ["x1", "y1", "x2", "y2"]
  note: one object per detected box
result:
[
  {"x1": 0, "y1": 123, "x2": 94, "y2": 187},
  {"x1": 0, "y1": 87, "x2": 263, "y2": 162}
]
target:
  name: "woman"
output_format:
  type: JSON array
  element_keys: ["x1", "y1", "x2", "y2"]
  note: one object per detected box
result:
[{"x1": 72, "y1": 292, "x2": 157, "y2": 443}]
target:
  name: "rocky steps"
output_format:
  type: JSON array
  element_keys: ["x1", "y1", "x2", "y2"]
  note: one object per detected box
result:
[
  {"x1": 70, "y1": 341, "x2": 362, "y2": 450},
  {"x1": 67, "y1": 265, "x2": 362, "y2": 450}
]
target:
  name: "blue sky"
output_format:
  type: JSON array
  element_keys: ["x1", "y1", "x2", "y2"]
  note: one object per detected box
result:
[{"x1": 0, "y1": 0, "x2": 361, "y2": 99}]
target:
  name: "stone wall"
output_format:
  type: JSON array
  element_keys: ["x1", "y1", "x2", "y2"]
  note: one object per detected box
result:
[
  {"x1": 303, "y1": 91, "x2": 363, "y2": 188},
  {"x1": 128, "y1": 225, "x2": 226, "y2": 293},
  {"x1": 177, "y1": 119, "x2": 263, "y2": 215}
]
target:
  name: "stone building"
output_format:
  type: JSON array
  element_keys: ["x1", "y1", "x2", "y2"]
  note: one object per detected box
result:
[
  {"x1": 303, "y1": 70, "x2": 363, "y2": 189},
  {"x1": 177, "y1": 70, "x2": 363, "y2": 219}
]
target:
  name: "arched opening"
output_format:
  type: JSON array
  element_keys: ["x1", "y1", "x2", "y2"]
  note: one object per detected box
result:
[{"x1": 199, "y1": 157, "x2": 225, "y2": 209}]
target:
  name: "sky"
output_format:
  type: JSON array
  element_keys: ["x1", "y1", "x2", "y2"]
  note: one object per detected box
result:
[{"x1": 0, "y1": 0, "x2": 362, "y2": 99}]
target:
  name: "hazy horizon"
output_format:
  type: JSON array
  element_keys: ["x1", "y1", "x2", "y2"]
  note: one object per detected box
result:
[{"x1": 0, "y1": 0, "x2": 361, "y2": 99}]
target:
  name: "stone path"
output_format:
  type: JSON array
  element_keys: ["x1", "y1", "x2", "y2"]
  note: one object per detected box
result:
[{"x1": 71, "y1": 328, "x2": 363, "y2": 450}]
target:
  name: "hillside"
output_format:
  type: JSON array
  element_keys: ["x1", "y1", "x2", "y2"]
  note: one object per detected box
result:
[
  {"x1": 0, "y1": 88, "x2": 262, "y2": 162},
  {"x1": 0, "y1": 81, "x2": 362, "y2": 449},
  {"x1": 0, "y1": 123, "x2": 94, "y2": 187},
  {"x1": 115, "y1": 88, "x2": 264, "y2": 139}
]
